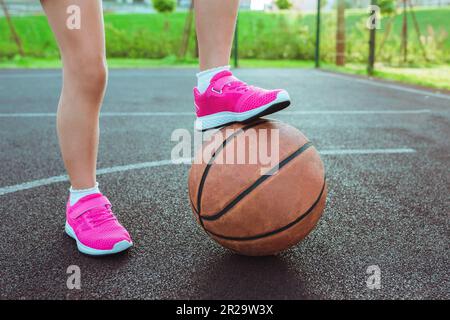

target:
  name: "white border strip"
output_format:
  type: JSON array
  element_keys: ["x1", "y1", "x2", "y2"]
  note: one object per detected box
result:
[
  {"x1": 0, "y1": 148, "x2": 416, "y2": 196},
  {"x1": 280, "y1": 110, "x2": 431, "y2": 115},
  {"x1": 0, "y1": 109, "x2": 432, "y2": 118},
  {"x1": 317, "y1": 70, "x2": 450, "y2": 101},
  {"x1": 321, "y1": 148, "x2": 416, "y2": 155},
  {"x1": 0, "y1": 158, "x2": 190, "y2": 197},
  {"x1": 2, "y1": 69, "x2": 448, "y2": 100}
]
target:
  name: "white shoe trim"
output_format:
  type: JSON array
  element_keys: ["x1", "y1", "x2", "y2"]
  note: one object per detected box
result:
[
  {"x1": 195, "y1": 90, "x2": 290, "y2": 130},
  {"x1": 65, "y1": 222, "x2": 132, "y2": 256}
]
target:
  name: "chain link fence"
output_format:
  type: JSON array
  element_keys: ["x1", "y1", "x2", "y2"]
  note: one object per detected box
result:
[
  {"x1": 317, "y1": 0, "x2": 450, "y2": 67},
  {"x1": 1, "y1": 0, "x2": 449, "y2": 69}
]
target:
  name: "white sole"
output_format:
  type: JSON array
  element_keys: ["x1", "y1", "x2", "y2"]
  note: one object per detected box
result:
[
  {"x1": 195, "y1": 90, "x2": 290, "y2": 131},
  {"x1": 65, "y1": 222, "x2": 132, "y2": 256}
]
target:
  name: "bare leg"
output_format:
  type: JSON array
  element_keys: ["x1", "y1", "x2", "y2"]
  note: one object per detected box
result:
[
  {"x1": 192, "y1": 1, "x2": 291, "y2": 130},
  {"x1": 195, "y1": 0, "x2": 240, "y2": 71},
  {"x1": 41, "y1": 0, "x2": 107, "y2": 189}
]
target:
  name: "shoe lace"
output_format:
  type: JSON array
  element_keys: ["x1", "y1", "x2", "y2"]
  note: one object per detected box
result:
[
  {"x1": 227, "y1": 81, "x2": 250, "y2": 92},
  {"x1": 85, "y1": 205, "x2": 117, "y2": 227}
]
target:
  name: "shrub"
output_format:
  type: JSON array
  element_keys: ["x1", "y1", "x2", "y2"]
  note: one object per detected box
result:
[
  {"x1": 276, "y1": 0, "x2": 292, "y2": 10},
  {"x1": 378, "y1": 0, "x2": 396, "y2": 16},
  {"x1": 1, "y1": 10, "x2": 448, "y2": 65},
  {"x1": 152, "y1": 0, "x2": 176, "y2": 13}
]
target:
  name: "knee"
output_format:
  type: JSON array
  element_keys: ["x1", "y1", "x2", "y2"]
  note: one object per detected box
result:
[{"x1": 65, "y1": 54, "x2": 108, "y2": 97}]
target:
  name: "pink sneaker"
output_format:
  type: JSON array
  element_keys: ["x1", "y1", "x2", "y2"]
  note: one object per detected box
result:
[
  {"x1": 193, "y1": 70, "x2": 290, "y2": 130},
  {"x1": 65, "y1": 193, "x2": 132, "y2": 255}
]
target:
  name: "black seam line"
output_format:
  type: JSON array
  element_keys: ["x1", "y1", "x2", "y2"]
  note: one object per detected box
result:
[
  {"x1": 201, "y1": 141, "x2": 314, "y2": 222},
  {"x1": 188, "y1": 179, "x2": 199, "y2": 216},
  {"x1": 195, "y1": 119, "x2": 268, "y2": 214},
  {"x1": 195, "y1": 119, "x2": 268, "y2": 227},
  {"x1": 189, "y1": 196, "x2": 199, "y2": 217},
  {"x1": 203, "y1": 177, "x2": 326, "y2": 242}
]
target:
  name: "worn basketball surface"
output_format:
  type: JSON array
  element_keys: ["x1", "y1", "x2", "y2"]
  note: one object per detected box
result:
[{"x1": 188, "y1": 119, "x2": 327, "y2": 256}]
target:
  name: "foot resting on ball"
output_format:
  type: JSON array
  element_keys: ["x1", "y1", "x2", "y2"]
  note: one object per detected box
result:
[
  {"x1": 65, "y1": 193, "x2": 132, "y2": 256},
  {"x1": 193, "y1": 70, "x2": 291, "y2": 130}
]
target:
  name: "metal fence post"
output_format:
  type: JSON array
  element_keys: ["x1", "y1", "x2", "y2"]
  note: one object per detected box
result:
[
  {"x1": 368, "y1": 1, "x2": 377, "y2": 75},
  {"x1": 233, "y1": 15, "x2": 239, "y2": 68},
  {"x1": 315, "y1": 0, "x2": 321, "y2": 68}
]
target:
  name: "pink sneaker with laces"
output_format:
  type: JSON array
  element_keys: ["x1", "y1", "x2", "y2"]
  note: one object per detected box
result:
[
  {"x1": 193, "y1": 70, "x2": 290, "y2": 130},
  {"x1": 65, "y1": 193, "x2": 132, "y2": 255}
]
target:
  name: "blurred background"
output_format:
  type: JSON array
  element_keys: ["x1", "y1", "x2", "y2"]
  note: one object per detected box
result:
[{"x1": 0, "y1": 0, "x2": 449, "y2": 90}]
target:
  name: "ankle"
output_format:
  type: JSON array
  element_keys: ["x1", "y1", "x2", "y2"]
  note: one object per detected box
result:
[
  {"x1": 69, "y1": 182, "x2": 100, "y2": 206},
  {"x1": 196, "y1": 65, "x2": 230, "y2": 94}
]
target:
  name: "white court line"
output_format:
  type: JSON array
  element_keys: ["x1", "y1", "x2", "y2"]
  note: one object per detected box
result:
[
  {"x1": 2, "y1": 69, "x2": 449, "y2": 100},
  {"x1": 0, "y1": 109, "x2": 432, "y2": 118},
  {"x1": 321, "y1": 148, "x2": 416, "y2": 155},
  {"x1": 0, "y1": 112, "x2": 194, "y2": 117},
  {"x1": 0, "y1": 113, "x2": 56, "y2": 117},
  {"x1": 0, "y1": 72, "x2": 61, "y2": 79},
  {"x1": 0, "y1": 148, "x2": 416, "y2": 196},
  {"x1": 0, "y1": 158, "x2": 191, "y2": 197},
  {"x1": 0, "y1": 72, "x2": 190, "y2": 79},
  {"x1": 317, "y1": 70, "x2": 450, "y2": 101},
  {"x1": 279, "y1": 109, "x2": 431, "y2": 115}
]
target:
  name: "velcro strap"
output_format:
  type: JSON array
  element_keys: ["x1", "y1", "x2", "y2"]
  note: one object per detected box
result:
[
  {"x1": 71, "y1": 195, "x2": 111, "y2": 219},
  {"x1": 212, "y1": 75, "x2": 240, "y2": 92}
]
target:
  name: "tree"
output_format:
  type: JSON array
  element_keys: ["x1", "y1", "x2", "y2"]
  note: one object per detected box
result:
[
  {"x1": 368, "y1": 0, "x2": 377, "y2": 75},
  {"x1": 332, "y1": 0, "x2": 352, "y2": 9},
  {"x1": 152, "y1": 0, "x2": 176, "y2": 32},
  {"x1": 178, "y1": 0, "x2": 194, "y2": 58},
  {"x1": 276, "y1": 0, "x2": 292, "y2": 10},
  {"x1": 377, "y1": 0, "x2": 397, "y2": 56},
  {"x1": 378, "y1": 0, "x2": 396, "y2": 15},
  {"x1": 0, "y1": 0, "x2": 24, "y2": 56},
  {"x1": 152, "y1": 0, "x2": 176, "y2": 13},
  {"x1": 336, "y1": 0, "x2": 345, "y2": 65}
]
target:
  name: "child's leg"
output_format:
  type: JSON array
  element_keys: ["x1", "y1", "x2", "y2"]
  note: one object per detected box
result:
[
  {"x1": 41, "y1": 0, "x2": 106, "y2": 190},
  {"x1": 193, "y1": 0, "x2": 291, "y2": 130},
  {"x1": 195, "y1": 0, "x2": 239, "y2": 71},
  {"x1": 41, "y1": 0, "x2": 131, "y2": 255}
]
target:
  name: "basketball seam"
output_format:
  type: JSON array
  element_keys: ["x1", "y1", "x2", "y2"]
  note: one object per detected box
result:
[
  {"x1": 203, "y1": 178, "x2": 326, "y2": 241},
  {"x1": 194, "y1": 119, "x2": 269, "y2": 227},
  {"x1": 200, "y1": 141, "x2": 314, "y2": 221}
]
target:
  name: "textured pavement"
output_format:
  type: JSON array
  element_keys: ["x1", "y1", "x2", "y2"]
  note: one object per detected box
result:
[{"x1": 0, "y1": 68, "x2": 448, "y2": 299}]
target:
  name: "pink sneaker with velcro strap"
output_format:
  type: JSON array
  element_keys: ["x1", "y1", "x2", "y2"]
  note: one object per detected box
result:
[
  {"x1": 193, "y1": 70, "x2": 291, "y2": 130},
  {"x1": 65, "y1": 193, "x2": 132, "y2": 255}
]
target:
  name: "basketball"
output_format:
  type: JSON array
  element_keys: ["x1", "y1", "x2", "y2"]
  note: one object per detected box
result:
[{"x1": 188, "y1": 119, "x2": 327, "y2": 256}]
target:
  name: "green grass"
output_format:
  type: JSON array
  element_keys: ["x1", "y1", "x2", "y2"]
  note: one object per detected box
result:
[
  {"x1": 0, "y1": 57, "x2": 196, "y2": 69},
  {"x1": 1, "y1": 8, "x2": 449, "y2": 62},
  {"x1": 1, "y1": 8, "x2": 449, "y2": 90},
  {"x1": 322, "y1": 63, "x2": 450, "y2": 90},
  {"x1": 0, "y1": 56, "x2": 314, "y2": 69},
  {"x1": 1, "y1": 56, "x2": 447, "y2": 90}
]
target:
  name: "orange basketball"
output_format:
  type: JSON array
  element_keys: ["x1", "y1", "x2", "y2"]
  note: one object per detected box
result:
[{"x1": 188, "y1": 119, "x2": 327, "y2": 256}]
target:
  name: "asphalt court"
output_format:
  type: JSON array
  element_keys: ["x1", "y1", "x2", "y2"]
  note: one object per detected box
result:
[{"x1": 0, "y1": 68, "x2": 448, "y2": 299}]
